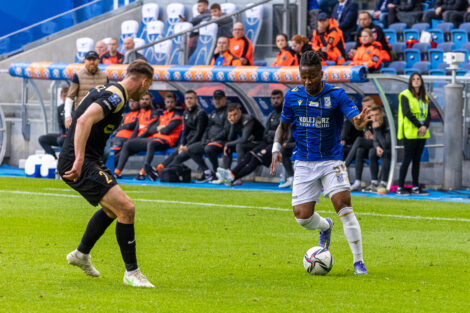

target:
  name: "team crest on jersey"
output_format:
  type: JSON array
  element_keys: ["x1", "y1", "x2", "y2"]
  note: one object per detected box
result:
[
  {"x1": 108, "y1": 94, "x2": 122, "y2": 107},
  {"x1": 336, "y1": 174, "x2": 343, "y2": 183},
  {"x1": 324, "y1": 96, "x2": 331, "y2": 108},
  {"x1": 297, "y1": 100, "x2": 303, "y2": 106}
]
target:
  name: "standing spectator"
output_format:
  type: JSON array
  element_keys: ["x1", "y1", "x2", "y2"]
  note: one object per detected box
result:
[
  {"x1": 100, "y1": 38, "x2": 124, "y2": 64},
  {"x1": 331, "y1": 0, "x2": 359, "y2": 42},
  {"x1": 291, "y1": 34, "x2": 313, "y2": 61},
  {"x1": 152, "y1": 90, "x2": 208, "y2": 178},
  {"x1": 180, "y1": 0, "x2": 211, "y2": 56},
  {"x1": 396, "y1": 73, "x2": 431, "y2": 195},
  {"x1": 311, "y1": 12, "x2": 347, "y2": 65},
  {"x1": 423, "y1": 0, "x2": 467, "y2": 27},
  {"x1": 210, "y1": 36, "x2": 242, "y2": 66},
  {"x1": 110, "y1": 99, "x2": 140, "y2": 166},
  {"x1": 95, "y1": 40, "x2": 107, "y2": 55},
  {"x1": 38, "y1": 87, "x2": 68, "y2": 159},
  {"x1": 123, "y1": 37, "x2": 147, "y2": 64},
  {"x1": 210, "y1": 3, "x2": 233, "y2": 39},
  {"x1": 352, "y1": 11, "x2": 391, "y2": 62},
  {"x1": 352, "y1": 28, "x2": 383, "y2": 72},
  {"x1": 229, "y1": 23, "x2": 254, "y2": 65},
  {"x1": 387, "y1": 0, "x2": 422, "y2": 27},
  {"x1": 368, "y1": 106, "x2": 391, "y2": 194},
  {"x1": 65, "y1": 51, "x2": 109, "y2": 129},
  {"x1": 271, "y1": 33, "x2": 299, "y2": 66}
]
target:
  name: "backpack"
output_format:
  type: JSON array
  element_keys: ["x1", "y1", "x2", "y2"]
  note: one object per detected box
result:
[{"x1": 160, "y1": 164, "x2": 192, "y2": 183}]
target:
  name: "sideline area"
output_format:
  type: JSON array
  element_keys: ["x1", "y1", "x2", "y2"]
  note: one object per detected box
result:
[{"x1": 2, "y1": 165, "x2": 470, "y2": 203}]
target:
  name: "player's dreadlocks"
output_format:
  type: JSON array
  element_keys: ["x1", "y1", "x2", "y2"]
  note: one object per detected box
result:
[{"x1": 299, "y1": 50, "x2": 323, "y2": 68}]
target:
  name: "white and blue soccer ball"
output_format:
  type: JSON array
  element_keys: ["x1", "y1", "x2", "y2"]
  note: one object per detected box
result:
[{"x1": 303, "y1": 246, "x2": 333, "y2": 275}]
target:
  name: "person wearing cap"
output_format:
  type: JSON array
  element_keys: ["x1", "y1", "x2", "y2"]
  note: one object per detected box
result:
[
  {"x1": 123, "y1": 37, "x2": 147, "y2": 64},
  {"x1": 210, "y1": 36, "x2": 242, "y2": 66},
  {"x1": 187, "y1": 89, "x2": 231, "y2": 183},
  {"x1": 229, "y1": 23, "x2": 254, "y2": 66},
  {"x1": 100, "y1": 38, "x2": 124, "y2": 64},
  {"x1": 64, "y1": 51, "x2": 109, "y2": 129},
  {"x1": 311, "y1": 12, "x2": 347, "y2": 65}
]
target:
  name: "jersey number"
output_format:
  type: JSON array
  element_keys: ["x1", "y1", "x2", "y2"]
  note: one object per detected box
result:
[
  {"x1": 333, "y1": 163, "x2": 346, "y2": 174},
  {"x1": 99, "y1": 171, "x2": 112, "y2": 184}
]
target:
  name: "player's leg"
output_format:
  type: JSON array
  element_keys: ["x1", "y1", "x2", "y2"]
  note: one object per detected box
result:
[{"x1": 99, "y1": 185, "x2": 154, "y2": 287}]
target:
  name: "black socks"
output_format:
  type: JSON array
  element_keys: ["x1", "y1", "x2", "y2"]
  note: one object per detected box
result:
[
  {"x1": 116, "y1": 222, "x2": 138, "y2": 271},
  {"x1": 78, "y1": 208, "x2": 115, "y2": 254}
]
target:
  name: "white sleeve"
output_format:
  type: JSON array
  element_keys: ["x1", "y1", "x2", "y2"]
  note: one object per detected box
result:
[{"x1": 64, "y1": 97, "x2": 74, "y2": 118}]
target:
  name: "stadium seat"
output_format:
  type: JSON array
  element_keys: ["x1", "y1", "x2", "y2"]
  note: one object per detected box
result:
[
  {"x1": 188, "y1": 23, "x2": 218, "y2": 65},
  {"x1": 74, "y1": 37, "x2": 94, "y2": 63},
  {"x1": 412, "y1": 61, "x2": 431, "y2": 74},
  {"x1": 451, "y1": 30, "x2": 468, "y2": 49},
  {"x1": 168, "y1": 22, "x2": 193, "y2": 65},
  {"x1": 192, "y1": 4, "x2": 200, "y2": 18},
  {"x1": 405, "y1": 48, "x2": 420, "y2": 68},
  {"x1": 253, "y1": 60, "x2": 267, "y2": 66},
  {"x1": 429, "y1": 69, "x2": 445, "y2": 75},
  {"x1": 388, "y1": 23, "x2": 406, "y2": 41},
  {"x1": 460, "y1": 42, "x2": 470, "y2": 54},
  {"x1": 243, "y1": 4, "x2": 263, "y2": 44},
  {"x1": 461, "y1": 63, "x2": 470, "y2": 70},
  {"x1": 391, "y1": 42, "x2": 405, "y2": 60},
  {"x1": 437, "y1": 62, "x2": 451, "y2": 74},
  {"x1": 345, "y1": 41, "x2": 356, "y2": 54},
  {"x1": 429, "y1": 48, "x2": 444, "y2": 69},
  {"x1": 102, "y1": 37, "x2": 111, "y2": 46},
  {"x1": 380, "y1": 67, "x2": 397, "y2": 74},
  {"x1": 143, "y1": 21, "x2": 164, "y2": 64},
  {"x1": 119, "y1": 20, "x2": 139, "y2": 52},
  {"x1": 456, "y1": 69, "x2": 468, "y2": 76},
  {"x1": 437, "y1": 42, "x2": 454, "y2": 52},
  {"x1": 435, "y1": 22, "x2": 453, "y2": 41},
  {"x1": 164, "y1": 3, "x2": 185, "y2": 37},
  {"x1": 411, "y1": 23, "x2": 430, "y2": 33},
  {"x1": 429, "y1": 29, "x2": 444, "y2": 43},
  {"x1": 384, "y1": 29, "x2": 397, "y2": 44},
  {"x1": 221, "y1": 3, "x2": 237, "y2": 15},
  {"x1": 413, "y1": 42, "x2": 430, "y2": 60},
  {"x1": 137, "y1": 3, "x2": 160, "y2": 39},
  {"x1": 404, "y1": 68, "x2": 421, "y2": 75},
  {"x1": 152, "y1": 40, "x2": 172, "y2": 65},
  {"x1": 459, "y1": 23, "x2": 470, "y2": 36},
  {"x1": 404, "y1": 29, "x2": 420, "y2": 41},
  {"x1": 387, "y1": 61, "x2": 406, "y2": 74}
]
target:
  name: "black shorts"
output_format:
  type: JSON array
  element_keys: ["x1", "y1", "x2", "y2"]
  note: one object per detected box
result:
[{"x1": 57, "y1": 157, "x2": 117, "y2": 206}]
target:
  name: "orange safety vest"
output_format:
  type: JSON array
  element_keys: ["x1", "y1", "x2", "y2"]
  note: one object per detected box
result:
[
  {"x1": 311, "y1": 19, "x2": 346, "y2": 65},
  {"x1": 151, "y1": 110, "x2": 183, "y2": 147},
  {"x1": 210, "y1": 51, "x2": 243, "y2": 66},
  {"x1": 137, "y1": 108, "x2": 158, "y2": 137},
  {"x1": 358, "y1": 36, "x2": 390, "y2": 62},
  {"x1": 229, "y1": 36, "x2": 254, "y2": 65},
  {"x1": 115, "y1": 110, "x2": 139, "y2": 139},
  {"x1": 352, "y1": 41, "x2": 383, "y2": 71},
  {"x1": 272, "y1": 48, "x2": 298, "y2": 66}
]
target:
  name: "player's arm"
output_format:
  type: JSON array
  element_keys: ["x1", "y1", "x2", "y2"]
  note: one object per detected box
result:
[
  {"x1": 63, "y1": 103, "x2": 105, "y2": 182},
  {"x1": 270, "y1": 121, "x2": 289, "y2": 175},
  {"x1": 351, "y1": 106, "x2": 371, "y2": 131}
]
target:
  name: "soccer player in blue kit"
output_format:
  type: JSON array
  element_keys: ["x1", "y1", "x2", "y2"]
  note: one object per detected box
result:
[{"x1": 270, "y1": 51, "x2": 370, "y2": 275}]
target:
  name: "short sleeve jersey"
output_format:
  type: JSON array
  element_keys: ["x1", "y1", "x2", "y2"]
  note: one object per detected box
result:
[
  {"x1": 281, "y1": 83, "x2": 359, "y2": 161},
  {"x1": 61, "y1": 83, "x2": 129, "y2": 161}
]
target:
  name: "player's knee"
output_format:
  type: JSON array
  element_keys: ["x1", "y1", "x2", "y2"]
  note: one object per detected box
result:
[
  {"x1": 118, "y1": 199, "x2": 135, "y2": 222},
  {"x1": 293, "y1": 204, "x2": 314, "y2": 219}
]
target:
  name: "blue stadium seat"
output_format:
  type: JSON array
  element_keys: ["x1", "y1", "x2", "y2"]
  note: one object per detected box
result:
[
  {"x1": 451, "y1": 30, "x2": 468, "y2": 49},
  {"x1": 421, "y1": 3, "x2": 429, "y2": 10},
  {"x1": 405, "y1": 68, "x2": 421, "y2": 75},
  {"x1": 429, "y1": 48, "x2": 444, "y2": 69},
  {"x1": 411, "y1": 23, "x2": 430, "y2": 33},
  {"x1": 380, "y1": 67, "x2": 397, "y2": 74},
  {"x1": 373, "y1": 22, "x2": 384, "y2": 29},
  {"x1": 143, "y1": 20, "x2": 164, "y2": 64},
  {"x1": 435, "y1": 22, "x2": 453, "y2": 41},
  {"x1": 168, "y1": 22, "x2": 193, "y2": 65},
  {"x1": 461, "y1": 63, "x2": 470, "y2": 70},
  {"x1": 404, "y1": 29, "x2": 420, "y2": 41},
  {"x1": 74, "y1": 37, "x2": 94, "y2": 63},
  {"x1": 412, "y1": 61, "x2": 431, "y2": 74},
  {"x1": 391, "y1": 42, "x2": 406, "y2": 60},
  {"x1": 345, "y1": 41, "x2": 356, "y2": 54},
  {"x1": 384, "y1": 29, "x2": 397, "y2": 44},
  {"x1": 243, "y1": 4, "x2": 263, "y2": 45},
  {"x1": 456, "y1": 69, "x2": 468, "y2": 76},
  {"x1": 413, "y1": 42, "x2": 430, "y2": 60},
  {"x1": 459, "y1": 23, "x2": 470, "y2": 36},
  {"x1": 163, "y1": 3, "x2": 185, "y2": 37},
  {"x1": 119, "y1": 20, "x2": 139, "y2": 52},
  {"x1": 389, "y1": 22, "x2": 406, "y2": 41},
  {"x1": 188, "y1": 23, "x2": 218, "y2": 65},
  {"x1": 387, "y1": 61, "x2": 406, "y2": 74},
  {"x1": 460, "y1": 42, "x2": 470, "y2": 54},
  {"x1": 429, "y1": 69, "x2": 446, "y2": 75},
  {"x1": 437, "y1": 62, "x2": 451, "y2": 74},
  {"x1": 437, "y1": 42, "x2": 454, "y2": 52},
  {"x1": 405, "y1": 48, "x2": 420, "y2": 68},
  {"x1": 152, "y1": 40, "x2": 172, "y2": 65},
  {"x1": 430, "y1": 29, "x2": 444, "y2": 43}
]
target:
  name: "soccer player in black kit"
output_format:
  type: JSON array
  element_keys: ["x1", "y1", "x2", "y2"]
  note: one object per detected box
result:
[{"x1": 58, "y1": 60, "x2": 155, "y2": 287}]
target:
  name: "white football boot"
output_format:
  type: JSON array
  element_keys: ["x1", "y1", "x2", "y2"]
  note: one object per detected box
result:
[
  {"x1": 66, "y1": 250, "x2": 100, "y2": 277},
  {"x1": 123, "y1": 269, "x2": 154, "y2": 287}
]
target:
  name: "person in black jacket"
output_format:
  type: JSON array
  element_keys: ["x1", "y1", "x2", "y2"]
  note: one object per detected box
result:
[
  {"x1": 351, "y1": 12, "x2": 391, "y2": 62},
  {"x1": 423, "y1": 0, "x2": 467, "y2": 27},
  {"x1": 387, "y1": 0, "x2": 423, "y2": 27},
  {"x1": 331, "y1": 0, "x2": 359, "y2": 42},
  {"x1": 151, "y1": 90, "x2": 208, "y2": 179}
]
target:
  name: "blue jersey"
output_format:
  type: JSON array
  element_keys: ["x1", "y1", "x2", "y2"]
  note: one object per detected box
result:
[{"x1": 281, "y1": 83, "x2": 360, "y2": 161}]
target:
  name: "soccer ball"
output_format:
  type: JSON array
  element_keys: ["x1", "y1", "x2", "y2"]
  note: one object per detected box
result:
[{"x1": 303, "y1": 246, "x2": 333, "y2": 275}]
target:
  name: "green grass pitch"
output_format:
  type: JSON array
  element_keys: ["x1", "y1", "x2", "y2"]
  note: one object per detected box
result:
[{"x1": 1, "y1": 177, "x2": 470, "y2": 312}]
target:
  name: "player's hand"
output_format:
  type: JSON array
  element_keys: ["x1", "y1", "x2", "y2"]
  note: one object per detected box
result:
[
  {"x1": 63, "y1": 159, "x2": 83, "y2": 182},
  {"x1": 270, "y1": 151, "x2": 282, "y2": 175},
  {"x1": 376, "y1": 146, "x2": 383, "y2": 157},
  {"x1": 65, "y1": 117, "x2": 72, "y2": 129},
  {"x1": 355, "y1": 106, "x2": 371, "y2": 129},
  {"x1": 418, "y1": 126, "x2": 427, "y2": 137},
  {"x1": 340, "y1": 140, "x2": 346, "y2": 146}
]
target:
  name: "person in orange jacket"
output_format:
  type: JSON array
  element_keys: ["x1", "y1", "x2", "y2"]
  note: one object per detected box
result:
[
  {"x1": 271, "y1": 33, "x2": 298, "y2": 66},
  {"x1": 210, "y1": 36, "x2": 243, "y2": 66},
  {"x1": 229, "y1": 22, "x2": 254, "y2": 65},
  {"x1": 311, "y1": 12, "x2": 346, "y2": 65},
  {"x1": 352, "y1": 28, "x2": 383, "y2": 72},
  {"x1": 110, "y1": 98, "x2": 140, "y2": 165},
  {"x1": 291, "y1": 34, "x2": 327, "y2": 66}
]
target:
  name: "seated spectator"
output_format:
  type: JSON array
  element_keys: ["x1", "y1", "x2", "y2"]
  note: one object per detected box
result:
[
  {"x1": 291, "y1": 34, "x2": 313, "y2": 61},
  {"x1": 123, "y1": 37, "x2": 147, "y2": 64},
  {"x1": 229, "y1": 23, "x2": 254, "y2": 65},
  {"x1": 423, "y1": 0, "x2": 467, "y2": 27},
  {"x1": 210, "y1": 36, "x2": 242, "y2": 66},
  {"x1": 271, "y1": 33, "x2": 299, "y2": 66},
  {"x1": 387, "y1": 0, "x2": 422, "y2": 27},
  {"x1": 152, "y1": 90, "x2": 209, "y2": 179},
  {"x1": 352, "y1": 11, "x2": 391, "y2": 62},
  {"x1": 331, "y1": 0, "x2": 358, "y2": 42},
  {"x1": 445, "y1": 1, "x2": 470, "y2": 25},
  {"x1": 465, "y1": 5, "x2": 470, "y2": 23},
  {"x1": 210, "y1": 3, "x2": 233, "y2": 39},
  {"x1": 341, "y1": 117, "x2": 363, "y2": 161},
  {"x1": 100, "y1": 38, "x2": 124, "y2": 64},
  {"x1": 181, "y1": 0, "x2": 211, "y2": 56},
  {"x1": 114, "y1": 92, "x2": 183, "y2": 180},
  {"x1": 38, "y1": 87, "x2": 68, "y2": 159},
  {"x1": 373, "y1": 0, "x2": 394, "y2": 27},
  {"x1": 95, "y1": 40, "x2": 107, "y2": 55},
  {"x1": 110, "y1": 98, "x2": 140, "y2": 166},
  {"x1": 311, "y1": 12, "x2": 347, "y2": 65},
  {"x1": 319, "y1": 0, "x2": 339, "y2": 15},
  {"x1": 352, "y1": 28, "x2": 383, "y2": 72}
]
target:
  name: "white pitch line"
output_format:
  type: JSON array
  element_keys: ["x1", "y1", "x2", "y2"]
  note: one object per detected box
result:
[{"x1": 2, "y1": 190, "x2": 470, "y2": 223}]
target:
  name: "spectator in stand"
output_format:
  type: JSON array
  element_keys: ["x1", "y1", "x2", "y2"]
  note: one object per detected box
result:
[
  {"x1": 311, "y1": 12, "x2": 347, "y2": 65},
  {"x1": 180, "y1": 0, "x2": 211, "y2": 55},
  {"x1": 115, "y1": 92, "x2": 183, "y2": 181},
  {"x1": 152, "y1": 90, "x2": 209, "y2": 178},
  {"x1": 210, "y1": 36, "x2": 242, "y2": 66},
  {"x1": 123, "y1": 37, "x2": 147, "y2": 64},
  {"x1": 38, "y1": 87, "x2": 68, "y2": 159},
  {"x1": 65, "y1": 51, "x2": 109, "y2": 129},
  {"x1": 465, "y1": 2, "x2": 470, "y2": 22},
  {"x1": 110, "y1": 99, "x2": 140, "y2": 166},
  {"x1": 423, "y1": 0, "x2": 467, "y2": 27},
  {"x1": 331, "y1": 0, "x2": 359, "y2": 42},
  {"x1": 386, "y1": 0, "x2": 422, "y2": 27},
  {"x1": 319, "y1": 0, "x2": 339, "y2": 15},
  {"x1": 373, "y1": 0, "x2": 394, "y2": 27},
  {"x1": 341, "y1": 116, "x2": 363, "y2": 161},
  {"x1": 351, "y1": 11, "x2": 391, "y2": 62},
  {"x1": 100, "y1": 38, "x2": 124, "y2": 64},
  {"x1": 210, "y1": 3, "x2": 233, "y2": 39},
  {"x1": 352, "y1": 28, "x2": 383, "y2": 72},
  {"x1": 291, "y1": 34, "x2": 313, "y2": 61},
  {"x1": 445, "y1": 0, "x2": 470, "y2": 25},
  {"x1": 229, "y1": 23, "x2": 254, "y2": 65},
  {"x1": 271, "y1": 34, "x2": 299, "y2": 66},
  {"x1": 95, "y1": 40, "x2": 107, "y2": 55},
  {"x1": 190, "y1": 90, "x2": 230, "y2": 183}
]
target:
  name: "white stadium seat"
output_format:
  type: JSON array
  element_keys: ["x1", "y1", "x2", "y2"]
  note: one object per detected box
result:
[
  {"x1": 221, "y1": 3, "x2": 237, "y2": 15},
  {"x1": 153, "y1": 40, "x2": 172, "y2": 65},
  {"x1": 189, "y1": 23, "x2": 218, "y2": 65},
  {"x1": 169, "y1": 22, "x2": 193, "y2": 64},
  {"x1": 137, "y1": 3, "x2": 160, "y2": 39},
  {"x1": 75, "y1": 37, "x2": 94, "y2": 63},
  {"x1": 244, "y1": 4, "x2": 263, "y2": 44},
  {"x1": 119, "y1": 20, "x2": 139, "y2": 52},
  {"x1": 164, "y1": 3, "x2": 185, "y2": 37}
]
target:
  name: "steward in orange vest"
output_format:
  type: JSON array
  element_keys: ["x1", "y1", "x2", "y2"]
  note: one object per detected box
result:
[
  {"x1": 352, "y1": 40, "x2": 383, "y2": 72},
  {"x1": 229, "y1": 23, "x2": 254, "y2": 65},
  {"x1": 111, "y1": 99, "x2": 140, "y2": 156},
  {"x1": 272, "y1": 48, "x2": 298, "y2": 66},
  {"x1": 211, "y1": 36, "x2": 243, "y2": 66},
  {"x1": 311, "y1": 14, "x2": 346, "y2": 65}
]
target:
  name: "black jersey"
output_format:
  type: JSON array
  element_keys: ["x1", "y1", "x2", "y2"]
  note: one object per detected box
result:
[{"x1": 60, "y1": 83, "x2": 129, "y2": 161}]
